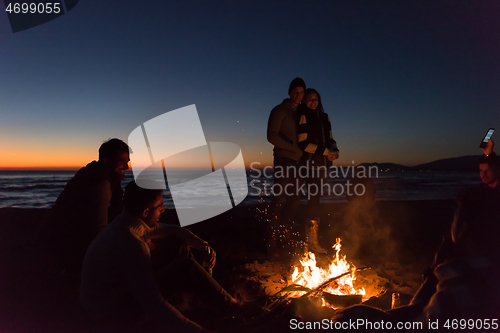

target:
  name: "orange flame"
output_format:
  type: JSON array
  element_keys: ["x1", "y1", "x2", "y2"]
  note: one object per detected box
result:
[{"x1": 289, "y1": 238, "x2": 365, "y2": 301}]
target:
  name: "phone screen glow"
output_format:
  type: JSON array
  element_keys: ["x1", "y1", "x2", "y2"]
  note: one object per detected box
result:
[{"x1": 484, "y1": 130, "x2": 494, "y2": 142}]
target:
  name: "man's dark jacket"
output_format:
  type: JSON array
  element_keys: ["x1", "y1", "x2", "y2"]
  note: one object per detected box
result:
[{"x1": 47, "y1": 161, "x2": 123, "y2": 272}]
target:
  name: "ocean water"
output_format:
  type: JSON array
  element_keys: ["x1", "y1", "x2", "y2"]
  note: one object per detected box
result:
[
  {"x1": 0, "y1": 169, "x2": 482, "y2": 209},
  {"x1": 246, "y1": 169, "x2": 481, "y2": 205}
]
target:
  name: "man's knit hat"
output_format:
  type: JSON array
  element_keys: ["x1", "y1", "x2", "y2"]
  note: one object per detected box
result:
[{"x1": 288, "y1": 77, "x2": 306, "y2": 95}]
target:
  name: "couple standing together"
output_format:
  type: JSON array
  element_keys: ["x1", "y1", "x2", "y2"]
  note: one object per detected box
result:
[{"x1": 266, "y1": 77, "x2": 340, "y2": 257}]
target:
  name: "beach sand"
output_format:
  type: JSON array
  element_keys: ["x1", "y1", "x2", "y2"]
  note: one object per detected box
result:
[{"x1": 0, "y1": 199, "x2": 456, "y2": 332}]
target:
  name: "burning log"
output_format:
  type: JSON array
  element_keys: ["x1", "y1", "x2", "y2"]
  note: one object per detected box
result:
[
  {"x1": 299, "y1": 266, "x2": 371, "y2": 298},
  {"x1": 272, "y1": 266, "x2": 371, "y2": 310},
  {"x1": 246, "y1": 237, "x2": 385, "y2": 321},
  {"x1": 272, "y1": 284, "x2": 312, "y2": 298},
  {"x1": 286, "y1": 239, "x2": 372, "y2": 301},
  {"x1": 321, "y1": 292, "x2": 363, "y2": 308}
]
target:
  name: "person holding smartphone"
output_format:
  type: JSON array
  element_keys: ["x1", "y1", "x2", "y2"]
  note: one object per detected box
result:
[
  {"x1": 479, "y1": 139, "x2": 498, "y2": 190},
  {"x1": 297, "y1": 88, "x2": 339, "y2": 254}
]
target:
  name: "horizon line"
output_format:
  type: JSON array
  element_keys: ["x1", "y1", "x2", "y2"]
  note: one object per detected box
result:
[{"x1": 0, "y1": 154, "x2": 482, "y2": 171}]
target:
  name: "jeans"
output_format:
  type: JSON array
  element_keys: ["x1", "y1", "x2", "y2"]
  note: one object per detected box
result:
[{"x1": 268, "y1": 156, "x2": 302, "y2": 242}]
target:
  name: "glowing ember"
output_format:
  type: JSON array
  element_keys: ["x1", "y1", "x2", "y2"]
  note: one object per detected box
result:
[{"x1": 289, "y1": 238, "x2": 366, "y2": 302}]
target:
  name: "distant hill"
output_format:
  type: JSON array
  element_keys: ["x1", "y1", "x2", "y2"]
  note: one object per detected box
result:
[
  {"x1": 359, "y1": 155, "x2": 483, "y2": 172},
  {"x1": 357, "y1": 162, "x2": 409, "y2": 172},
  {"x1": 413, "y1": 155, "x2": 481, "y2": 172}
]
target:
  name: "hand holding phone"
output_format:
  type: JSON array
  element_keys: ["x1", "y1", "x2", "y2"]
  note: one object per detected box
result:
[
  {"x1": 482, "y1": 139, "x2": 495, "y2": 157},
  {"x1": 479, "y1": 128, "x2": 495, "y2": 148}
]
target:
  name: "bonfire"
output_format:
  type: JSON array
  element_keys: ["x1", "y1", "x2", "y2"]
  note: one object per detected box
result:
[{"x1": 272, "y1": 238, "x2": 375, "y2": 308}]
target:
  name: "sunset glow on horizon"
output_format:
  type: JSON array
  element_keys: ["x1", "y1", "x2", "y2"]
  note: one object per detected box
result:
[
  {"x1": 0, "y1": 150, "x2": 96, "y2": 170},
  {"x1": 1, "y1": 2, "x2": 499, "y2": 172}
]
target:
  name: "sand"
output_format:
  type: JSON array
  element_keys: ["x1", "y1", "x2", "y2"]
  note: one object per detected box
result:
[{"x1": 0, "y1": 199, "x2": 457, "y2": 332}]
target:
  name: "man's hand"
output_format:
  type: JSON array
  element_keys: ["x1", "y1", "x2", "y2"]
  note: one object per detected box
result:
[
  {"x1": 201, "y1": 242, "x2": 216, "y2": 269},
  {"x1": 328, "y1": 151, "x2": 339, "y2": 161},
  {"x1": 483, "y1": 139, "x2": 495, "y2": 156}
]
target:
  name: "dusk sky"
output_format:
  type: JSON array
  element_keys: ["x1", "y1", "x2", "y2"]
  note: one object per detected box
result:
[{"x1": 1, "y1": 0, "x2": 499, "y2": 170}]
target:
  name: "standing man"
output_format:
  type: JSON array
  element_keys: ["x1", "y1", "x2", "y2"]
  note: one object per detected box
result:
[
  {"x1": 266, "y1": 77, "x2": 306, "y2": 256},
  {"x1": 45, "y1": 138, "x2": 130, "y2": 283}
]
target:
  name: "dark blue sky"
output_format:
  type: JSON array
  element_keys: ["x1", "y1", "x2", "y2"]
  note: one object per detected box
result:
[{"x1": 1, "y1": 0, "x2": 499, "y2": 168}]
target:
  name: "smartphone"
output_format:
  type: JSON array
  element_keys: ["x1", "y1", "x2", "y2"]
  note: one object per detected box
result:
[{"x1": 479, "y1": 128, "x2": 495, "y2": 148}]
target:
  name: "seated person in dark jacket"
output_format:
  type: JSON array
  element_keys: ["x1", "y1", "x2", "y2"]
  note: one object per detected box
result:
[
  {"x1": 81, "y1": 181, "x2": 238, "y2": 333},
  {"x1": 334, "y1": 140, "x2": 500, "y2": 325},
  {"x1": 410, "y1": 139, "x2": 500, "y2": 320},
  {"x1": 44, "y1": 138, "x2": 130, "y2": 280},
  {"x1": 418, "y1": 186, "x2": 500, "y2": 321}
]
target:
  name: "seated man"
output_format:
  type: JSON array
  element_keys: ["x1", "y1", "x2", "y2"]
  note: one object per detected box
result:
[
  {"x1": 44, "y1": 138, "x2": 130, "y2": 281},
  {"x1": 81, "y1": 181, "x2": 238, "y2": 333},
  {"x1": 478, "y1": 139, "x2": 498, "y2": 190},
  {"x1": 335, "y1": 140, "x2": 500, "y2": 325},
  {"x1": 411, "y1": 139, "x2": 500, "y2": 319}
]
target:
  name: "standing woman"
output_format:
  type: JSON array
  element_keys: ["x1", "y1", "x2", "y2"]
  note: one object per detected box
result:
[{"x1": 297, "y1": 88, "x2": 339, "y2": 254}]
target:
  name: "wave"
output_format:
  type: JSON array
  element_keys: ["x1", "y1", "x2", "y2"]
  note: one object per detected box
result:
[{"x1": 0, "y1": 184, "x2": 65, "y2": 191}]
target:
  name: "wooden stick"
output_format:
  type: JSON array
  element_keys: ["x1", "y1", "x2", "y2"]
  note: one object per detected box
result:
[{"x1": 300, "y1": 266, "x2": 371, "y2": 298}]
